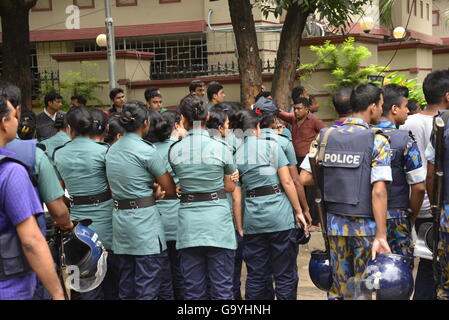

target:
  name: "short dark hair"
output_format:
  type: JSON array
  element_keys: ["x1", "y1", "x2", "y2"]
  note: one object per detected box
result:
[
  {"x1": 71, "y1": 94, "x2": 87, "y2": 106},
  {"x1": 44, "y1": 92, "x2": 62, "y2": 107},
  {"x1": 292, "y1": 86, "x2": 306, "y2": 101},
  {"x1": 0, "y1": 96, "x2": 11, "y2": 121},
  {"x1": 207, "y1": 81, "x2": 224, "y2": 101},
  {"x1": 144, "y1": 87, "x2": 160, "y2": 102},
  {"x1": 350, "y1": 83, "x2": 383, "y2": 113},
  {"x1": 109, "y1": 88, "x2": 124, "y2": 100},
  {"x1": 207, "y1": 105, "x2": 228, "y2": 130},
  {"x1": 189, "y1": 80, "x2": 205, "y2": 93},
  {"x1": 293, "y1": 97, "x2": 311, "y2": 107},
  {"x1": 407, "y1": 99, "x2": 419, "y2": 113},
  {"x1": 423, "y1": 70, "x2": 449, "y2": 105},
  {"x1": 147, "y1": 92, "x2": 162, "y2": 102},
  {"x1": 332, "y1": 87, "x2": 353, "y2": 117},
  {"x1": 382, "y1": 84, "x2": 409, "y2": 116},
  {"x1": 0, "y1": 82, "x2": 21, "y2": 108}
]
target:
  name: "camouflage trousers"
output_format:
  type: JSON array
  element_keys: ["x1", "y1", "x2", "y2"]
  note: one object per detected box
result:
[
  {"x1": 387, "y1": 218, "x2": 414, "y2": 270},
  {"x1": 437, "y1": 231, "x2": 449, "y2": 300},
  {"x1": 327, "y1": 236, "x2": 374, "y2": 300}
]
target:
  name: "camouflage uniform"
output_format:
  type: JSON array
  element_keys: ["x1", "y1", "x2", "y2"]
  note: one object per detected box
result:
[{"x1": 301, "y1": 118, "x2": 392, "y2": 300}]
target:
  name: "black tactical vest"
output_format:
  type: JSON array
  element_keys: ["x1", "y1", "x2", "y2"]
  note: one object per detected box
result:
[{"x1": 319, "y1": 128, "x2": 376, "y2": 218}]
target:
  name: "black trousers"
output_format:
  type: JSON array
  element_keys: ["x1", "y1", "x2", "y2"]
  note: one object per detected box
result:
[{"x1": 297, "y1": 157, "x2": 320, "y2": 225}]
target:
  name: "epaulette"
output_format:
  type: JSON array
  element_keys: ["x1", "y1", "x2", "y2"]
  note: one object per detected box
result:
[
  {"x1": 141, "y1": 139, "x2": 156, "y2": 149},
  {"x1": 52, "y1": 140, "x2": 72, "y2": 162},
  {"x1": 278, "y1": 133, "x2": 292, "y2": 142},
  {"x1": 374, "y1": 129, "x2": 391, "y2": 143},
  {"x1": 96, "y1": 141, "x2": 110, "y2": 148},
  {"x1": 36, "y1": 143, "x2": 46, "y2": 152}
]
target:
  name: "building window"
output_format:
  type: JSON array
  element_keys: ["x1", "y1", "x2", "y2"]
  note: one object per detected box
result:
[
  {"x1": 433, "y1": 10, "x2": 440, "y2": 27},
  {"x1": 420, "y1": 1, "x2": 423, "y2": 18},
  {"x1": 32, "y1": 0, "x2": 52, "y2": 12},
  {"x1": 73, "y1": 0, "x2": 95, "y2": 9},
  {"x1": 159, "y1": 0, "x2": 181, "y2": 3},
  {"x1": 414, "y1": 0, "x2": 417, "y2": 16},
  {"x1": 117, "y1": 0, "x2": 137, "y2": 6},
  {"x1": 426, "y1": 3, "x2": 430, "y2": 20}
]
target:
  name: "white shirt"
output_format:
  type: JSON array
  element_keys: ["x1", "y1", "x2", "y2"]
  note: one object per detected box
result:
[
  {"x1": 400, "y1": 113, "x2": 434, "y2": 216},
  {"x1": 43, "y1": 108, "x2": 57, "y2": 121}
]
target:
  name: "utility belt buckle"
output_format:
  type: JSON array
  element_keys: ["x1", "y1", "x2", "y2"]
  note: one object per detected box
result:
[
  {"x1": 129, "y1": 200, "x2": 139, "y2": 210},
  {"x1": 187, "y1": 194, "x2": 194, "y2": 203},
  {"x1": 113, "y1": 200, "x2": 119, "y2": 210},
  {"x1": 272, "y1": 184, "x2": 281, "y2": 195},
  {"x1": 89, "y1": 196, "x2": 100, "y2": 206},
  {"x1": 249, "y1": 190, "x2": 256, "y2": 198},
  {"x1": 69, "y1": 195, "x2": 74, "y2": 208},
  {"x1": 211, "y1": 192, "x2": 219, "y2": 202}
]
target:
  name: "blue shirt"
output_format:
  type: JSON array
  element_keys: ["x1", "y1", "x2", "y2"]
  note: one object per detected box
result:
[{"x1": 0, "y1": 147, "x2": 43, "y2": 300}]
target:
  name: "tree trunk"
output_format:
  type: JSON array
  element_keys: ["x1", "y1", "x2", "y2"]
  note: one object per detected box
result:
[
  {"x1": 271, "y1": 4, "x2": 311, "y2": 110},
  {"x1": 228, "y1": 0, "x2": 262, "y2": 109},
  {"x1": 0, "y1": 0, "x2": 37, "y2": 110}
]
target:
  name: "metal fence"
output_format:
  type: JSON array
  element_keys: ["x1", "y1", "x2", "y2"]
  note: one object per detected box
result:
[{"x1": 32, "y1": 70, "x2": 60, "y2": 100}]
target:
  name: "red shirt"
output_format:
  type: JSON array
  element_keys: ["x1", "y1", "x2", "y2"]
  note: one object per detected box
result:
[{"x1": 278, "y1": 111, "x2": 326, "y2": 158}]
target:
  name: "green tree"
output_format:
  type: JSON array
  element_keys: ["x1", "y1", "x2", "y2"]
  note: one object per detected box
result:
[
  {"x1": 299, "y1": 37, "x2": 386, "y2": 92},
  {"x1": 0, "y1": 0, "x2": 37, "y2": 110},
  {"x1": 228, "y1": 0, "x2": 373, "y2": 109}
]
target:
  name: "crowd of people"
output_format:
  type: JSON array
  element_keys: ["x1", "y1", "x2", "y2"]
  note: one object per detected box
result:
[{"x1": 1, "y1": 69, "x2": 449, "y2": 300}]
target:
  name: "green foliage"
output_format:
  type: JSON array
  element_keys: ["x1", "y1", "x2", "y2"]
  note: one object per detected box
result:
[
  {"x1": 299, "y1": 37, "x2": 387, "y2": 92},
  {"x1": 254, "y1": 0, "x2": 372, "y2": 29},
  {"x1": 379, "y1": 0, "x2": 396, "y2": 28},
  {"x1": 59, "y1": 61, "x2": 105, "y2": 108},
  {"x1": 384, "y1": 72, "x2": 427, "y2": 109}
]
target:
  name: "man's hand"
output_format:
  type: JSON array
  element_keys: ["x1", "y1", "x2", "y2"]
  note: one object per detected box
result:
[
  {"x1": 295, "y1": 211, "x2": 309, "y2": 235},
  {"x1": 371, "y1": 237, "x2": 391, "y2": 260},
  {"x1": 302, "y1": 208, "x2": 312, "y2": 227},
  {"x1": 230, "y1": 170, "x2": 239, "y2": 183},
  {"x1": 153, "y1": 183, "x2": 166, "y2": 200}
]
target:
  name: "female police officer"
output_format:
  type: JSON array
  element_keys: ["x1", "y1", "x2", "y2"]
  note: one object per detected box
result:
[
  {"x1": 168, "y1": 95, "x2": 238, "y2": 300},
  {"x1": 39, "y1": 112, "x2": 70, "y2": 161},
  {"x1": 233, "y1": 109, "x2": 308, "y2": 300},
  {"x1": 105, "y1": 101, "x2": 177, "y2": 300},
  {"x1": 53, "y1": 106, "x2": 116, "y2": 300}
]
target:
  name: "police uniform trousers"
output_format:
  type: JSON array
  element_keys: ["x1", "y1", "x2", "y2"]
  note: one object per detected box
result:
[
  {"x1": 233, "y1": 232, "x2": 244, "y2": 300},
  {"x1": 437, "y1": 231, "x2": 449, "y2": 300},
  {"x1": 116, "y1": 251, "x2": 172, "y2": 300},
  {"x1": 242, "y1": 229, "x2": 299, "y2": 300},
  {"x1": 328, "y1": 236, "x2": 374, "y2": 300},
  {"x1": 80, "y1": 252, "x2": 120, "y2": 300},
  {"x1": 386, "y1": 218, "x2": 414, "y2": 270},
  {"x1": 158, "y1": 241, "x2": 183, "y2": 300},
  {"x1": 179, "y1": 246, "x2": 235, "y2": 300}
]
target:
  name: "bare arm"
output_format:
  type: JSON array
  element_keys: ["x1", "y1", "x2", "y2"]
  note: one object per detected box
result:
[
  {"x1": 224, "y1": 174, "x2": 236, "y2": 193},
  {"x1": 278, "y1": 110, "x2": 295, "y2": 124},
  {"x1": 16, "y1": 216, "x2": 65, "y2": 300},
  {"x1": 45, "y1": 197, "x2": 73, "y2": 231},
  {"x1": 409, "y1": 182, "x2": 425, "y2": 225},
  {"x1": 371, "y1": 181, "x2": 391, "y2": 259},
  {"x1": 288, "y1": 165, "x2": 311, "y2": 226},
  {"x1": 231, "y1": 186, "x2": 243, "y2": 236},
  {"x1": 278, "y1": 166, "x2": 307, "y2": 230},
  {"x1": 155, "y1": 172, "x2": 177, "y2": 198},
  {"x1": 299, "y1": 169, "x2": 315, "y2": 186}
]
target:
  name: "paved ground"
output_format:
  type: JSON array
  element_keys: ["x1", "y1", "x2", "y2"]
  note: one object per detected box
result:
[{"x1": 240, "y1": 231, "x2": 419, "y2": 300}]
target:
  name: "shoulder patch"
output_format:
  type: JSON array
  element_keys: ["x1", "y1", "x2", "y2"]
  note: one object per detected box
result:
[
  {"x1": 52, "y1": 140, "x2": 72, "y2": 162},
  {"x1": 36, "y1": 143, "x2": 46, "y2": 152}
]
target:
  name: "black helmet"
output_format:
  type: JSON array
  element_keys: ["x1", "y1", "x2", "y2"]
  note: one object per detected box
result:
[{"x1": 308, "y1": 250, "x2": 333, "y2": 292}]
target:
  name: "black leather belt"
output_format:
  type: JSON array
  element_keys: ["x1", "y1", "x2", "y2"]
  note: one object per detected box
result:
[
  {"x1": 70, "y1": 190, "x2": 112, "y2": 206},
  {"x1": 180, "y1": 190, "x2": 227, "y2": 203},
  {"x1": 113, "y1": 196, "x2": 155, "y2": 210},
  {"x1": 246, "y1": 184, "x2": 284, "y2": 198}
]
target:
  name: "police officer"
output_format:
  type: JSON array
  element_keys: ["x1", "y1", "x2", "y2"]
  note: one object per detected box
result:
[
  {"x1": 424, "y1": 70, "x2": 449, "y2": 300},
  {"x1": 168, "y1": 95, "x2": 238, "y2": 300},
  {"x1": 53, "y1": 106, "x2": 116, "y2": 300},
  {"x1": 0, "y1": 97, "x2": 65, "y2": 300},
  {"x1": 372, "y1": 84, "x2": 425, "y2": 266},
  {"x1": 106, "y1": 101, "x2": 177, "y2": 300},
  {"x1": 233, "y1": 109, "x2": 308, "y2": 300},
  {"x1": 146, "y1": 110, "x2": 186, "y2": 300},
  {"x1": 89, "y1": 109, "x2": 109, "y2": 143},
  {"x1": 104, "y1": 114, "x2": 125, "y2": 146},
  {"x1": 299, "y1": 83, "x2": 392, "y2": 300},
  {"x1": 39, "y1": 112, "x2": 70, "y2": 163}
]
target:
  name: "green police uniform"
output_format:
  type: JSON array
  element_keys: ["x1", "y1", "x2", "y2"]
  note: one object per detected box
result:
[
  {"x1": 260, "y1": 128, "x2": 297, "y2": 167},
  {"x1": 154, "y1": 137, "x2": 179, "y2": 242},
  {"x1": 40, "y1": 131, "x2": 71, "y2": 161},
  {"x1": 169, "y1": 129, "x2": 237, "y2": 250},
  {"x1": 54, "y1": 137, "x2": 113, "y2": 250},
  {"x1": 105, "y1": 133, "x2": 167, "y2": 255}
]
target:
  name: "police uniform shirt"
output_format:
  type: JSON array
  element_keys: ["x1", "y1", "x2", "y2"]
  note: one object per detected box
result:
[
  {"x1": 39, "y1": 131, "x2": 71, "y2": 162},
  {"x1": 235, "y1": 135, "x2": 295, "y2": 235},
  {"x1": 106, "y1": 133, "x2": 167, "y2": 255},
  {"x1": 260, "y1": 128, "x2": 297, "y2": 166},
  {"x1": 373, "y1": 120, "x2": 425, "y2": 219},
  {"x1": 169, "y1": 129, "x2": 237, "y2": 250},
  {"x1": 54, "y1": 137, "x2": 113, "y2": 250},
  {"x1": 154, "y1": 137, "x2": 179, "y2": 242},
  {"x1": 300, "y1": 118, "x2": 392, "y2": 237},
  {"x1": 280, "y1": 127, "x2": 292, "y2": 140}
]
